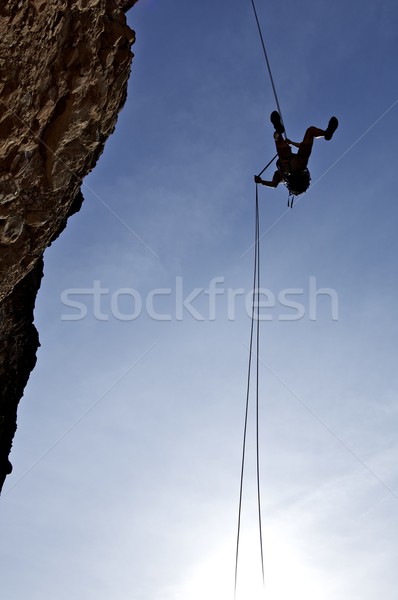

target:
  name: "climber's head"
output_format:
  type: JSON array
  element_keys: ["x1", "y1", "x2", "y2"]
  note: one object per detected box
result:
[{"x1": 285, "y1": 168, "x2": 311, "y2": 196}]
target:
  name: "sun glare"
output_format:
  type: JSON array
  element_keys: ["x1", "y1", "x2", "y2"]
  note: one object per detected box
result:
[{"x1": 170, "y1": 526, "x2": 327, "y2": 600}]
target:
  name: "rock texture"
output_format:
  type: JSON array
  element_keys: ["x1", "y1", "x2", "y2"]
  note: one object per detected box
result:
[
  {"x1": 0, "y1": 0, "x2": 137, "y2": 493},
  {"x1": 114, "y1": 0, "x2": 139, "y2": 10},
  {"x1": 0, "y1": 258, "x2": 43, "y2": 492}
]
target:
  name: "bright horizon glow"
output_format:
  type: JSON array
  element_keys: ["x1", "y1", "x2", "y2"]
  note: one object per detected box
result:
[{"x1": 170, "y1": 527, "x2": 328, "y2": 600}]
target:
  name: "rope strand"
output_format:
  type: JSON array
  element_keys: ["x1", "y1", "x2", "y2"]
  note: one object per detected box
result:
[
  {"x1": 250, "y1": 0, "x2": 285, "y2": 130},
  {"x1": 234, "y1": 184, "x2": 265, "y2": 598},
  {"x1": 255, "y1": 189, "x2": 265, "y2": 586},
  {"x1": 234, "y1": 3, "x2": 284, "y2": 595},
  {"x1": 234, "y1": 184, "x2": 260, "y2": 600},
  {"x1": 258, "y1": 153, "x2": 277, "y2": 178}
]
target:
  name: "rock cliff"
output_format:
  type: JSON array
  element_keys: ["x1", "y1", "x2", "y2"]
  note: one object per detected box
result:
[{"x1": 0, "y1": 0, "x2": 137, "y2": 493}]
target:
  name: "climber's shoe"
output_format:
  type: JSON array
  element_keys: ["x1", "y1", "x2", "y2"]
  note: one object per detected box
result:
[{"x1": 324, "y1": 116, "x2": 339, "y2": 141}]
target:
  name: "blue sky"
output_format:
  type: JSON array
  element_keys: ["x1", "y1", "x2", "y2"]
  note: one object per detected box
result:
[{"x1": 1, "y1": 0, "x2": 398, "y2": 598}]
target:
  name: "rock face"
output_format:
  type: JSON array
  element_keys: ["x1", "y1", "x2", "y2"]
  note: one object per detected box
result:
[
  {"x1": 0, "y1": 0, "x2": 137, "y2": 493},
  {"x1": 0, "y1": 258, "x2": 43, "y2": 492}
]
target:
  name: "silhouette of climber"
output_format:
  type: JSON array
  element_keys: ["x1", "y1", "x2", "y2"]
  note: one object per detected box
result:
[{"x1": 255, "y1": 111, "x2": 338, "y2": 196}]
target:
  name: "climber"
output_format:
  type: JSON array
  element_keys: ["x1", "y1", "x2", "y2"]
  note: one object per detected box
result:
[{"x1": 255, "y1": 111, "x2": 339, "y2": 196}]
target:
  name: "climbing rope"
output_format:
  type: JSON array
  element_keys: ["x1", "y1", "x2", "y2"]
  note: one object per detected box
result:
[
  {"x1": 254, "y1": 185, "x2": 265, "y2": 588},
  {"x1": 234, "y1": 183, "x2": 265, "y2": 599},
  {"x1": 250, "y1": 0, "x2": 286, "y2": 132},
  {"x1": 250, "y1": 0, "x2": 285, "y2": 187},
  {"x1": 258, "y1": 153, "x2": 277, "y2": 177},
  {"x1": 234, "y1": 4, "x2": 287, "y2": 596}
]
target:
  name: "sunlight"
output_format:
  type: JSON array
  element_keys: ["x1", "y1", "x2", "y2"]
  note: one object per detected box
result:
[{"x1": 170, "y1": 526, "x2": 327, "y2": 600}]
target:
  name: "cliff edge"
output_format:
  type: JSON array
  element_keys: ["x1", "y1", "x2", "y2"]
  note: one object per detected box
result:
[{"x1": 0, "y1": 0, "x2": 137, "y2": 493}]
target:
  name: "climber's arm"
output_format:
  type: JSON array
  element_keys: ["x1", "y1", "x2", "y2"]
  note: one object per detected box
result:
[{"x1": 254, "y1": 170, "x2": 282, "y2": 188}]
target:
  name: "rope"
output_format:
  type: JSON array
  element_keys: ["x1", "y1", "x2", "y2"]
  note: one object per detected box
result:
[
  {"x1": 234, "y1": 184, "x2": 265, "y2": 598},
  {"x1": 255, "y1": 186, "x2": 265, "y2": 586},
  {"x1": 234, "y1": 3, "x2": 286, "y2": 594},
  {"x1": 258, "y1": 153, "x2": 277, "y2": 178},
  {"x1": 250, "y1": 0, "x2": 285, "y2": 131},
  {"x1": 234, "y1": 186, "x2": 258, "y2": 599}
]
